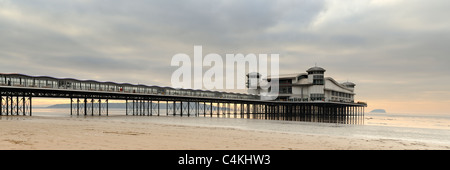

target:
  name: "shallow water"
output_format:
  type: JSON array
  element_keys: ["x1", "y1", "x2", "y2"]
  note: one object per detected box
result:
[
  {"x1": 365, "y1": 112, "x2": 450, "y2": 130},
  {"x1": 28, "y1": 108, "x2": 450, "y2": 146}
]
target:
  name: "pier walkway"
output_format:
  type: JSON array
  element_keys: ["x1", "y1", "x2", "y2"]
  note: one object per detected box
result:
[{"x1": 0, "y1": 73, "x2": 366, "y2": 123}]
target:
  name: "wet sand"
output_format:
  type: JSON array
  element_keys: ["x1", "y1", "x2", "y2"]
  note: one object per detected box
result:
[{"x1": 1, "y1": 116, "x2": 449, "y2": 150}]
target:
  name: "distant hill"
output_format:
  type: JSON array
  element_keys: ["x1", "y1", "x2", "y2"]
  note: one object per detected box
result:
[
  {"x1": 370, "y1": 109, "x2": 386, "y2": 113},
  {"x1": 48, "y1": 103, "x2": 127, "y2": 108}
]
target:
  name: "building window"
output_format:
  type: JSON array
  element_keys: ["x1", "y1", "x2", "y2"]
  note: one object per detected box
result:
[
  {"x1": 309, "y1": 71, "x2": 324, "y2": 74},
  {"x1": 279, "y1": 79, "x2": 292, "y2": 85},
  {"x1": 310, "y1": 93, "x2": 324, "y2": 101},
  {"x1": 313, "y1": 75, "x2": 324, "y2": 85},
  {"x1": 297, "y1": 75, "x2": 307, "y2": 80},
  {"x1": 279, "y1": 87, "x2": 292, "y2": 94}
]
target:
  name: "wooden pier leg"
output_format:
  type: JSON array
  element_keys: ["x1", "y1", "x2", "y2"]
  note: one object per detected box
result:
[
  {"x1": 0, "y1": 94, "x2": 2, "y2": 116},
  {"x1": 245, "y1": 103, "x2": 248, "y2": 119},
  {"x1": 15, "y1": 95, "x2": 19, "y2": 115},
  {"x1": 254, "y1": 104, "x2": 256, "y2": 119},
  {"x1": 149, "y1": 100, "x2": 152, "y2": 116},
  {"x1": 210, "y1": 102, "x2": 213, "y2": 117},
  {"x1": 0, "y1": 95, "x2": 2, "y2": 116},
  {"x1": 6, "y1": 95, "x2": 9, "y2": 115},
  {"x1": 140, "y1": 100, "x2": 142, "y2": 116},
  {"x1": 220, "y1": 102, "x2": 223, "y2": 117},
  {"x1": 29, "y1": 96, "x2": 32, "y2": 116},
  {"x1": 239, "y1": 103, "x2": 242, "y2": 118},
  {"x1": 138, "y1": 100, "x2": 141, "y2": 116},
  {"x1": 70, "y1": 97, "x2": 73, "y2": 116},
  {"x1": 293, "y1": 104, "x2": 296, "y2": 121},
  {"x1": 243, "y1": 103, "x2": 245, "y2": 119},
  {"x1": 240, "y1": 103, "x2": 243, "y2": 118},
  {"x1": 255, "y1": 104, "x2": 258, "y2": 119},
  {"x1": 244, "y1": 103, "x2": 247, "y2": 119},
  {"x1": 77, "y1": 98, "x2": 80, "y2": 116},
  {"x1": 234, "y1": 103, "x2": 237, "y2": 118},
  {"x1": 136, "y1": 100, "x2": 141, "y2": 116},
  {"x1": 196, "y1": 102, "x2": 199, "y2": 117},
  {"x1": 99, "y1": 99, "x2": 101, "y2": 116},
  {"x1": 203, "y1": 102, "x2": 206, "y2": 117},
  {"x1": 106, "y1": 99, "x2": 109, "y2": 116},
  {"x1": 14, "y1": 95, "x2": 17, "y2": 116},
  {"x1": 274, "y1": 104, "x2": 280, "y2": 120},
  {"x1": 217, "y1": 102, "x2": 220, "y2": 118},
  {"x1": 91, "y1": 98, "x2": 94, "y2": 116},
  {"x1": 84, "y1": 98, "x2": 87, "y2": 116},
  {"x1": 137, "y1": 100, "x2": 140, "y2": 116},
  {"x1": 142, "y1": 100, "x2": 145, "y2": 116},
  {"x1": 228, "y1": 103, "x2": 231, "y2": 118},
  {"x1": 247, "y1": 103, "x2": 250, "y2": 119},
  {"x1": 132, "y1": 100, "x2": 135, "y2": 116},
  {"x1": 10, "y1": 96, "x2": 13, "y2": 115},
  {"x1": 265, "y1": 104, "x2": 268, "y2": 120},
  {"x1": 180, "y1": 101, "x2": 183, "y2": 117},
  {"x1": 225, "y1": 103, "x2": 228, "y2": 118},
  {"x1": 173, "y1": 101, "x2": 176, "y2": 116},
  {"x1": 187, "y1": 101, "x2": 190, "y2": 117}
]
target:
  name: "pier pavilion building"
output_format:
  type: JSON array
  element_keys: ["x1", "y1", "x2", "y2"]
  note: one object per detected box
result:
[{"x1": 247, "y1": 66, "x2": 356, "y2": 102}]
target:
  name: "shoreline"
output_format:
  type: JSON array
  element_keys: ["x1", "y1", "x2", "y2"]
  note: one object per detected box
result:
[{"x1": 1, "y1": 115, "x2": 449, "y2": 150}]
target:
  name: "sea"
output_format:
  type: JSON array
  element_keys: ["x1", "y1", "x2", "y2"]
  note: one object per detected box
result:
[{"x1": 29, "y1": 107, "x2": 450, "y2": 147}]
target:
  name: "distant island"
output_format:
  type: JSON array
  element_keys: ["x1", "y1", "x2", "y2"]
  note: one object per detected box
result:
[{"x1": 369, "y1": 109, "x2": 386, "y2": 113}]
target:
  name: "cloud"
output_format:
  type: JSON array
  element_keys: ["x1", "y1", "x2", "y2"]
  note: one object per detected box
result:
[{"x1": 0, "y1": 0, "x2": 450, "y2": 113}]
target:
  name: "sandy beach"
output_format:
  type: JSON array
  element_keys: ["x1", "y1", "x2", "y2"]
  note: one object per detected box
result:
[{"x1": 1, "y1": 115, "x2": 449, "y2": 150}]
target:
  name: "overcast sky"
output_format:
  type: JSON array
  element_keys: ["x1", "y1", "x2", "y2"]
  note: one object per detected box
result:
[{"x1": 1, "y1": 0, "x2": 449, "y2": 114}]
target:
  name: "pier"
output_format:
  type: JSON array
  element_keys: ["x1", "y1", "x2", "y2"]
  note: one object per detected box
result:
[{"x1": 0, "y1": 73, "x2": 366, "y2": 124}]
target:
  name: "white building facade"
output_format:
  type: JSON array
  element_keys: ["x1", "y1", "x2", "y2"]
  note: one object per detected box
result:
[{"x1": 247, "y1": 66, "x2": 356, "y2": 103}]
